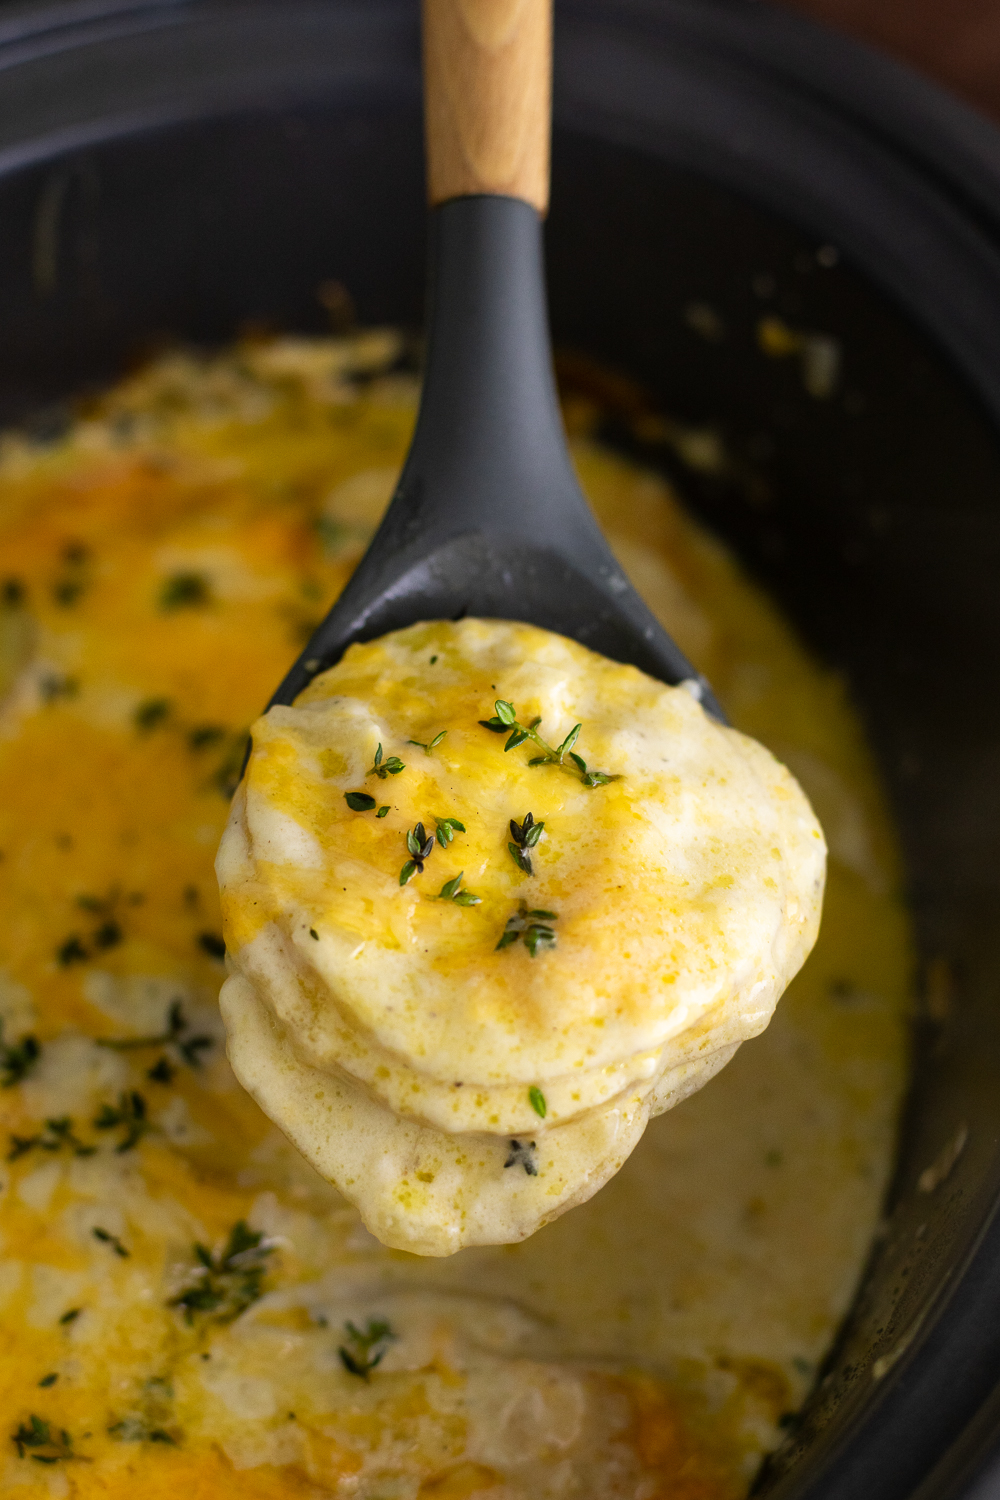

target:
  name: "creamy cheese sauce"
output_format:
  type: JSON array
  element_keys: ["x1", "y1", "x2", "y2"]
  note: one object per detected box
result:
[
  {"x1": 220, "y1": 619, "x2": 825, "y2": 1254},
  {"x1": 0, "y1": 333, "x2": 910, "y2": 1497}
]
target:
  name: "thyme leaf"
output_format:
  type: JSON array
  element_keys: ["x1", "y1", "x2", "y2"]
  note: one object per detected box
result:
[
  {"x1": 407, "y1": 730, "x2": 446, "y2": 754},
  {"x1": 159, "y1": 572, "x2": 210, "y2": 610},
  {"x1": 338, "y1": 1318, "x2": 396, "y2": 1380},
  {"x1": 108, "y1": 1419, "x2": 177, "y2": 1446},
  {"x1": 434, "y1": 816, "x2": 465, "y2": 848},
  {"x1": 8, "y1": 1117, "x2": 96, "y2": 1161},
  {"x1": 12, "y1": 1415, "x2": 76, "y2": 1463},
  {"x1": 430, "y1": 872, "x2": 481, "y2": 906},
  {"x1": 400, "y1": 823, "x2": 435, "y2": 885},
  {"x1": 369, "y1": 743, "x2": 405, "y2": 779},
  {"x1": 496, "y1": 902, "x2": 558, "y2": 957},
  {"x1": 133, "y1": 697, "x2": 172, "y2": 733},
  {"x1": 93, "y1": 1091, "x2": 152, "y2": 1153},
  {"x1": 93, "y1": 1226, "x2": 130, "y2": 1258},
  {"x1": 0, "y1": 1022, "x2": 40, "y2": 1088},
  {"x1": 508, "y1": 812, "x2": 544, "y2": 876},
  {"x1": 55, "y1": 935, "x2": 88, "y2": 966},
  {"x1": 345, "y1": 792, "x2": 377, "y2": 812},
  {"x1": 480, "y1": 701, "x2": 620, "y2": 787},
  {"x1": 504, "y1": 1139, "x2": 538, "y2": 1176},
  {"x1": 528, "y1": 1086, "x2": 547, "y2": 1119},
  {"x1": 377, "y1": 805, "x2": 390, "y2": 818},
  {"x1": 169, "y1": 1221, "x2": 274, "y2": 1325},
  {"x1": 96, "y1": 999, "x2": 212, "y2": 1071}
]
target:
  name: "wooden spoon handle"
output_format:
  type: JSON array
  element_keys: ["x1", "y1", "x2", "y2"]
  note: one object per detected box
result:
[{"x1": 422, "y1": 0, "x2": 552, "y2": 214}]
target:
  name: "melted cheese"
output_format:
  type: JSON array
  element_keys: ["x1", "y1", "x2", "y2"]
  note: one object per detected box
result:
[
  {"x1": 219, "y1": 620, "x2": 825, "y2": 1253},
  {"x1": 0, "y1": 334, "x2": 909, "y2": 1498}
]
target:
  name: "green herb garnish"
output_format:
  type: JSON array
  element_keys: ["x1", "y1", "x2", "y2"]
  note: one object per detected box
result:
[
  {"x1": 159, "y1": 572, "x2": 210, "y2": 610},
  {"x1": 93, "y1": 1091, "x2": 152, "y2": 1153},
  {"x1": 168, "y1": 1221, "x2": 274, "y2": 1325},
  {"x1": 0, "y1": 1022, "x2": 40, "y2": 1088},
  {"x1": 55, "y1": 935, "x2": 88, "y2": 966},
  {"x1": 38, "y1": 1374, "x2": 58, "y2": 1389},
  {"x1": 107, "y1": 1418, "x2": 177, "y2": 1445},
  {"x1": 528, "y1": 1086, "x2": 547, "y2": 1118},
  {"x1": 377, "y1": 805, "x2": 390, "y2": 818},
  {"x1": 187, "y1": 724, "x2": 226, "y2": 751},
  {"x1": 338, "y1": 1318, "x2": 396, "y2": 1380},
  {"x1": 430, "y1": 872, "x2": 481, "y2": 907},
  {"x1": 504, "y1": 1140, "x2": 538, "y2": 1176},
  {"x1": 147, "y1": 1057, "x2": 175, "y2": 1084},
  {"x1": 496, "y1": 902, "x2": 558, "y2": 957},
  {"x1": 369, "y1": 743, "x2": 405, "y2": 779},
  {"x1": 400, "y1": 823, "x2": 435, "y2": 885},
  {"x1": 12, "y1": 1415, "x2": 75, "y2": 1463},
  {"x1": 479, "y1": 701, "x2": 619, "y2": 787},
  {"x1": 93, "y1": 1226, "x2": 130, "y2": 1258},
  {"x1": 97, "y1": 999, "x2": 212, "y2": 1070},
  {"x1": 407, "y1": 730, "x2": 446, "y2": 754},
  {"x1": 434, "y1": 816, "x2": 466, "y2": 848},
  {"x1": 8, "y1": 1117, "x2": 96, "y2": 1161},
  {"x1": 508, "y1": 811, "x2": 544, "y2": 875},
  {"x1": 39, "y1": 673, "x2": 79, "y2": 703},
  {"x1": 197, "y1": 932, "x2": 225, "y2": 961},
  {"x1": 133, "y1": 697, "x2": 172, "y2": 733},
  {"x1": 58, "y1": 1308, "x2": 81, "y2": 1326},
  {"x1": 345, "y1": 791, "x2": 377, "y2": 812}
]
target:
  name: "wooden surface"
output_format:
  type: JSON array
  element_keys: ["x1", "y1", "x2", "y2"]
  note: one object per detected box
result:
[
  {"x1": 422, "y1": 0, "x2": 551, "y2": 213},
  {"x1": 777, "y1": 0, "x2": 1000, "y2": 125}
]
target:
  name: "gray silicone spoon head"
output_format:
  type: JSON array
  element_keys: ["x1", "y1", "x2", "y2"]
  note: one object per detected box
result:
[{"x1": 268, "y1": 7, "x2": 722, "y2": 722}]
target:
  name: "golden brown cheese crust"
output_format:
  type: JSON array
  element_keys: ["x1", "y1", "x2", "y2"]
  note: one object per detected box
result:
[{"x1": 0, "y1": 335, "x2": 909, "y2": 1498}]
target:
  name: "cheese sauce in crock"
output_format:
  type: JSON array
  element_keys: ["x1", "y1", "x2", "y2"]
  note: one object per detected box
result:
[{"x1": 0, "y1": 333, "x2": 909, "y2": 1498}]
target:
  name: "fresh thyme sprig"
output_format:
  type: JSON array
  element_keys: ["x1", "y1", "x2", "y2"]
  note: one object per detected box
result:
[
  {"x1": 369, "y1": 743, "x2": 405, "y2": 779},
  {"x1": 8, "y1": 1117, "x2": 96, "y2": 1161},
  {"x1": 93, "y1": 1091, "x2": 153, "y2": 1153},
  {"x1": 429, "y1": 872, "x2": 481, "y2": 906},
  {"x1": 338, "y1": 1318, "x2": 396, "y2": 1380},
  {"x1": 479, "y1": 700, "x2": 620, "y2": 787},
  {"x1": 408, "y1": 730, "x2": 446, "y2": 754},
  {"x1": 168, "y1": 1221, "x2": 274, "y2": 1325},
  {"x1": 400, "y1": 823, "x2": 435, "y2": 885},
  {"x1": 0, "y1": 1021, "x2": 40, "y2": 1088},
  {"x1": 434, "y1": 816, "x2": 465, "y2": 848},
  {"x1": 508, "y1": 812, "x2": 544, "y2": 875},
  {"x1": 96, "y1": 999, "x2": 212, "y2": 1071},
  {"x1": 496, "y1": 902, "x2": 558, "y2": 957},
  {"x1": 12, "y1": 1415, "x2": 77, "y2": 1464}
]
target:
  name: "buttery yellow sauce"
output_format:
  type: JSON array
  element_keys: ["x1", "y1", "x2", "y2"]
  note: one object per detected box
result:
[{"x1": 0, "y1": 333, "x2": 910, "y2": 1498}]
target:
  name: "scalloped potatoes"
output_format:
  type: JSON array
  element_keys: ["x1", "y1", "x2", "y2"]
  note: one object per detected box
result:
[{"x1": 218, "y1": 618, "x2": 826, "y2": 1254}]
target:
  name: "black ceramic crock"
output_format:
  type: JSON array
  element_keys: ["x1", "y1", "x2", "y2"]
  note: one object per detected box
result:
[{"x1": 1, "y1": 1, "x2": 999, "y2": 1494}]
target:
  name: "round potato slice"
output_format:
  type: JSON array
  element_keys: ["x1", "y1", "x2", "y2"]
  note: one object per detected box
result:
[{"x1": 217, "y1": 619, "x2": 825, "y2": 1252}]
